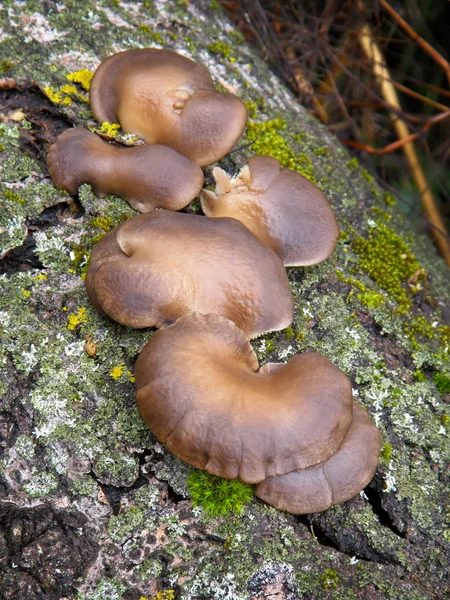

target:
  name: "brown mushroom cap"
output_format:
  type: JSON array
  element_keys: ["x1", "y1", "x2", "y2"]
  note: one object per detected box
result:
[
  {"x1": 135, "y1": 312, "x2": 354, "y2": 483},
  {"x1": 255, "y1": 403, "x2": 381, "y2": 513},
  {"x1": 89, "y1": 49, "x2": 247, "y2": 167},
  {"x1": 200, "y1": 155, "x2": 339, "y2": 266},
  {"x1": 85, "y1": 210, "x2": 293, "y2": 338},
  {"x1": 47, "y1": 128, "x2": 204, "y2": 213}
]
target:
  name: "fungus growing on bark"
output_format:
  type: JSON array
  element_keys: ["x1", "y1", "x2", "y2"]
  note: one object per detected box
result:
[
  {"x1": 255, "y1": 403, "x2": 381, "y2": 513},
  {"x1": 135, "y1": 312, "x2": 354, "y2": 484},
  {"x1": 47, "y1": 128, "x2": 204, "y2": 213},
  {"x1": 200, "y1": 155, "x2": 339, "y2": 266},
  {"x1": 85, "y1": 211, "x2": 293, "y2": 338},
  {"x1": 89, "y1": 48, "x2": 247, "y2": 166}
]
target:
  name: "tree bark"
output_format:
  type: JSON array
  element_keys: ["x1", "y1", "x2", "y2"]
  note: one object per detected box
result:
[{"x1": 0, "y1": 1, "x2": 449, "y2": 599}]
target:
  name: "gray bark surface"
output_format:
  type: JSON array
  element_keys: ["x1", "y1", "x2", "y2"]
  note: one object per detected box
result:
[{"x1": 0, "y1": 1, "x2": 449, "y2": 599}]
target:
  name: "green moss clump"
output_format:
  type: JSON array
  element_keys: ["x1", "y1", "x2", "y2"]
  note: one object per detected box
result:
[
  {"x1": 352, "y1": 223, "x2": 422, "y2": 313},
  {"x1": 138, "y1": 24, "x2": 164, "y2": 44},
  {"x1": 321, "y1": 569, "x2": 339, "y2": 590},
  {"x1": 246, "y1": 119, "x2": 316, "y2": 182},
  {"x1": 380, "y1": 443, "x2": 392, "y2": 463},
  {"x1": 384, "y1": 191, "x2": 397, "y2": 206},
  {"x1": 207, "y1": 42, "x2": 234, "y2": 61},
  {"x1": 0, "y1": 60, "x2": 14, "y2": 74},
  {"x1": 413, "y1": 370, "x2": 426, "y2": 382},
  {"x1": 433, "y1": 373, "x2": 450, "y2": 395},
  {"x1": 187, "y1": 470, "x2": 254, "y2": 516}
]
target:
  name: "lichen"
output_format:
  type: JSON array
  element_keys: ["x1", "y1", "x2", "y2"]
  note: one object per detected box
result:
[{"x1": 66, "y1": 68, "x2": 94, "y2": 91}]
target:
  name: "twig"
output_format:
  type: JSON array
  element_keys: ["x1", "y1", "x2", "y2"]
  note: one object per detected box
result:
[
  {"x1": 378, "y1": 0, "x2": 450, "y2": 86},
  {"x1": 341, "y1": 110, "x2": 450, "y2": 154},
  {"x1": 358, "y1": 22, "x2": 450, "y2": 267}
]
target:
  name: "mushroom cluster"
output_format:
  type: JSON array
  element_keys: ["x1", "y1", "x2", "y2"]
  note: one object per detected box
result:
[
  {"x1": 48, "y1": 48, "x2": 381, "y2": 514},
  {"x1": 48, "y1": 48, "x2": 248, "y2": 211}
]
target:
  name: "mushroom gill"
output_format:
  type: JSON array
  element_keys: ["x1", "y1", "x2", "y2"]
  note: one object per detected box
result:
[
  {"x1": 47, "y1": 128, "x2": 204, "y2": 213},
  {"x1": 255, "y1": 403, "x2": 381, "y2": 514},
  {"x1": 85, "y1": 211, "x2": 293, "y2": 338},
  {"x1": 200, "y1": 155, "x2": 339, "y2": 266},
  {"x1": 89, "y1": 48, "x2": 247, "y2": 167},
  {"x1": 135, "y1": 312, "x2": 354, "y2": 484}
]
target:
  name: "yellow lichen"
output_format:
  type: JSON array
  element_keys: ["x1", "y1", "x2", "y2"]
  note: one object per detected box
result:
[
  {"x1": 152, "y1": 591, "x2": 175, "y2": 600},
  {"x1": 67, "y1": 307, "x2": 88, "y2": 330},
  {"x1": 99, "y1": 122, "x2": 121, "y2": 136},
  {"x1": 66, "y1": 69, "x2": 94, "y2": 91},
  {"x1": 21, "y1": 288, "x2": 31, "y2": 298},
  {"x1": 60, "y1": 83, "x2": 78, "y2": 95},
  {"x1": 33, "y1": 274, "x2": 48, "y2": 281},
  {"x1": 43, "y1": 85, "x2": 72, "y2": 106},
  {"x1": 110, "y1": 364, "x2": 125, "y2": 380}
]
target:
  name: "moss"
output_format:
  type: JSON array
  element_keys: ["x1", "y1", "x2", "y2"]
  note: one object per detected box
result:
[
  {"x1": 207, "y1": 41, "x2": 235, "y2": 61},
  {"x1": 413, "y1": 370, "x2": 426, "y2": 382},
  {"x1": 352, "y1": 222, "x2": 423, "y2": 313},
  {"x1": 0, "y1": 59, "x2": 14, "y2": 73},
  {"x1": 187, "y1": 470, "x2": 254, "y2": 516},
  {"x1": 380, "y1": 442, "x2": 392, "y2": 463},
  {"x1": 312, "y1": 147, "x2": 330, "y2": 157},
  {"x1": 433, "y1": 373, "x2": 450, "y2": 395},
  {"x1": 66, "y1": 68, "x2": 94, "y2": 91},
  {"x1": 384, "y1": 191, "x2": 397, "y2": 206},
  {"x1": 3, "y1": 189, "x2": 25, "y2": 205},
  {"x1": 284, "y1": 326, "x2": 294, "y2": 340},
  {"x1": 321, "y1": 569, "x2": 339, "y2": 590},
  {"x1": 138, "y1": 24, "x2": 165, "y2": 44},
  {"x1": 246, "y1": 118, "x2": 316, "y2": 182}
]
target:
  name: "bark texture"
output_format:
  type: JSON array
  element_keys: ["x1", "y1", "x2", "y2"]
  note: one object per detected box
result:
[{"x1": 0, "y1": 1, "x2": 449, "y2": 599}]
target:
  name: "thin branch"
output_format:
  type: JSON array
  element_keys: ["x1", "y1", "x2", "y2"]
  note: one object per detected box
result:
[
  {"x1": 358, "y1": 22, "x2": 450, "y2": 266},
  {"x1": 378, "y1": 0, "x2": 450, "y2": 86}
]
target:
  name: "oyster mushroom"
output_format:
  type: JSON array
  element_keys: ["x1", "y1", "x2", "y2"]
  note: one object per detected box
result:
[
  {"x1": 200, "y1": 155, "x2": 339, "y2": 266},
  {"x1": 47, "y1": 128, "x2": 204, "y2": 213},
  {"x1": 135, "y1": 312, "x2": 354, "y2": 484},
  {"x1": 89, "y1": 48, "x2": 247, "y2": 167},
  {"x1": 85, "y1": 210, "x2": 293, "y2": 338},
  {"x1": 255, "y1": 403, "x2": 381, "y2": 513}
]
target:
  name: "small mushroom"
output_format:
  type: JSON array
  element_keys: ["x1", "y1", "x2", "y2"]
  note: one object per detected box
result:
[
  {"x1": 89, "y1": 49, "x2": 247, "y2": 167},
  {"x1": 200, "y1": 155, "x2": 339, "y2": 266},
  {"x1": 47, "y1": 128, "x2": 204, "y2": 213},
  {"x1": 86, "y1": 210, "x2": 293, "y2": 338},
  {"x1": 255, "y1": 403, "x2": 381, "y2": 513},
  {"x1": 135, "y1": 312, "x2": 354, "y2": 484}
]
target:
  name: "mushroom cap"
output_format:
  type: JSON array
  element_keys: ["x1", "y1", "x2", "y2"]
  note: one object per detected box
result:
[
  {"x1": 90, "y1": 48, "x2": 247, "y2": 167},
  {"x1": 135, "y1": 312, "x2": 354, "y2": 483},
  {"x1": 255, "y1": 403, "x2": 381, "y2": 513},
  {"x1": 200, "y1": 155, "x2": 339, "y2": 266},
  {"x1": 47, "y1": 128, "x2": 204, "y2": 212},
  {"x1": 85, "y1": 210, "x2": 293, "y2": 338}
]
